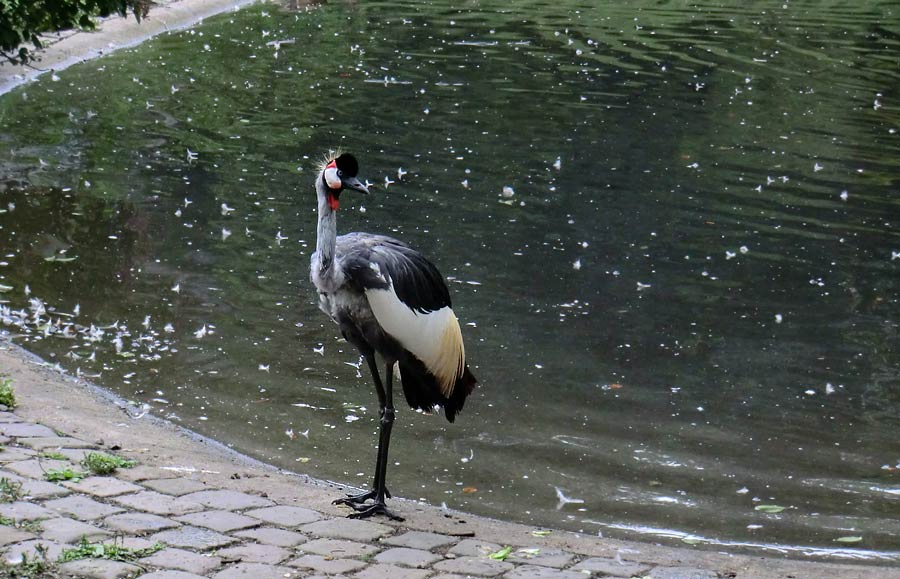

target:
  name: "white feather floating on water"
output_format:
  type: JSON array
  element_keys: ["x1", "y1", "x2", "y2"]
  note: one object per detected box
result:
[{"x1": 554, "y1": 486, "x2": 585, "y2": 509}]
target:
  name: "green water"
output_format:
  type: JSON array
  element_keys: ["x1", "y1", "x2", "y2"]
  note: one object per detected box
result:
[{"x1": 1, "y1": 0, "x2": 899, "y2": 560}]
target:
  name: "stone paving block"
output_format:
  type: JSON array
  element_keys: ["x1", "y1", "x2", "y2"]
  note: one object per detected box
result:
[
  {"x1": 150, "y1": 525, "x2": 237, "y2": 551},
  {"x1": 570, "y1": 556, "x2": 652, "y2": 577},
  {"x1": 503, "y1": 564, "x2": 586, "y2": 579},
  {"x1": 287, "y1": 554, "x2": 368, "y2": 574},
  {"x1": 507, "y1": 548, "x2": 575, "y2": 568},
  {"x1": 103, "y1": 536, "x2": 161, "y2": 551},
  {"x1": 299, "y1": 517, "x2": 393, "y2": 542},
  {"x1": 5, "y1": 457, "x2": 78, "y2": 478},
  {"x1": 354, "y1": 563, "x2": 433, "y2": 579},
  {"x1": 431, "y1": 574, "x2": 469, "y2": 579},
  {"x1": 0, "y1": 500, "x2": 55, "y2": 521},
  {"x1": 143, "y1": 477, "x2": 209, "y2": 496},
  {"x1": 19, "y1": 436, "x2": 97, "y2": 450},
  {"x1": 374, "y1": 546, "x2": 441, "y2": 568},
  {"x1": 58, "y1": 558, "x2": 143, "y2": 579},
  {"x1": 104, "y1": 512, "x2": 182, "y2": 534},
  {"x1": 39, "y1": 516, "x2": 110, "y2": 543},
  {"x1": 113, "y1": 490, "x2": 204, "y2": 516},
  {"x1": 382, "y1": 530, "x2": 459, "y2": 551},
  {"x1": 64, "y1": 476, "x2": 144, "y2": 497},
  {"x1": 299, "y1": 537, "x2": 380, "y2": 558},
  {"x1": 140, "y1": 547, "x2": 224, "y2": 575},
  {"x1": 0, "y1": 446, "x2": 37, "y2": 462},
  {"x1": 3, "y1": 539, "x2": 68, "y2": 564},
  {"x1": 448, "y1": 538, "x2": 503, "y2": 557},
  {"x1": 0, "y1": 524, "x2": 35, "y2": 546},
  {"x1": 244, "y1": 504, "x2": 321, "y2": 526},
  {"x1": 175, "y1": 510, "x2": 260, "y2": 533},
  {"x1": 649, "y1": 567, "x2": 720, "y2": 579},
  {"x1": 0, "y1": 422, "x2": 57, "y2": 437},
  {"x1": 216, "y1": 542, "x2": 291, "y2": 564},
  {"x1": 433, "y1": 556, "x2": 515, "y2": 576},
  {"x1": 181, "y1": 489, "x2": 274, "y2": 510},
  {"x1": 56, "y1": 447, "x2": 94, "y2": 462},
  {"x1": 19, "y1": 477, "x2": 72, "y2": 499},
  {"x1": 140, "y1": 572, "x2": 210, "y2": 579},
  {"x1": 114, "y1": 465, "x2": 180, "y2": 482},
  {"x1": 233, "y1": 526, "x2": 307, "y2": 547},
  {"x1": 0, "y1": 411, "x2": 19, "y2": 422},
  {"x1": 213, "y1": 562, "x2": 299, "y2": 579},
  {"x1": 44, "y1": 494, "x2": 125, "y2": 520}
]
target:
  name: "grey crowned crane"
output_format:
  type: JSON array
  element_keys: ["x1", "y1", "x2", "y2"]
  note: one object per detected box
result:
[{"x1": 310, "y1": 152, "x2": 478, "y2": 521}]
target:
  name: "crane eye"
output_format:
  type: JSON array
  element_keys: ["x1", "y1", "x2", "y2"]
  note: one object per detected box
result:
[{"x1": 337, "y1": 170, "x2": 343, "y2": 177}]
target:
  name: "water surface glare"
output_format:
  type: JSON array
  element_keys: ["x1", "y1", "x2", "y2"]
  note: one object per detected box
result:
[{"x1": 1, "y1": 0, "x2": 899, "y2": 560}]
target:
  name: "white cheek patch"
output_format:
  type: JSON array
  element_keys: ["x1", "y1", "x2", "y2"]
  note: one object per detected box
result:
[{"x1": 324, "y1": 167, "x2": 342, "y2": 189}]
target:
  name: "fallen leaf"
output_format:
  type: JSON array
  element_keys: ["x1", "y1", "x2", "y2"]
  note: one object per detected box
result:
[
  {"x1": 755, "y1": 505, "x2": 786, "y2": 514},
  {"x1": 835, "y1": 536, "x2": 863, "y2": 544},
  {"x1": 489, "y1": 547, "x2": 513, "y2": 561},
  {"x1": 462, "y1": 487, "x2": 478, "y2": 494}
]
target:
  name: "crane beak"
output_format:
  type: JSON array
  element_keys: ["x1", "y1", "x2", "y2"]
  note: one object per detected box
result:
[{"x1": 342, "y1": 176, "x2": 369, "y2": 194}]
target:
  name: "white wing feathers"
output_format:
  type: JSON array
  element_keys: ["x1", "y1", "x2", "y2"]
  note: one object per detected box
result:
[{"x1": 365, "y1": 277, "x2": 465, "y2": 396}]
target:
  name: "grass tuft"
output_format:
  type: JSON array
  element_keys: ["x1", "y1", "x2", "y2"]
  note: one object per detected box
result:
[
  {"x1": 0, "y1": 377, "x2": 16, "y2": 409},
  {"x1": 60, "y1": 536, "x2": 163, "y2": 563},
  {"x1": 81, "y1": 452, "x2": 136, "y2": 476},
  {"x1": 44, "y1": 469, "x2": 85, "y2": 483},
  {"x1": 0, "y1": 543, "x2": 57, "y2": 578},
  {"x1": 0, "y1": 477, "x2": 23, "y2": 503}
]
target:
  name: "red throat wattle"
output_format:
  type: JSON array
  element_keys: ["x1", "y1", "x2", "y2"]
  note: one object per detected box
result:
[{"x1": 327, "y1": 192, "x2": 340, "y2": 211}]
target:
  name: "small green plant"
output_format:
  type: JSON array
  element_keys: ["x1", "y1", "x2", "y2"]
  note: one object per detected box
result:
[
  {"x1": 0, "y1": 515, "x2": 14, "y2": 526},
  {"x1": 0, "y1": 543, "x2": 56, "y2": 578},
  {"x1": 81, "y1": 452, "x2": 136, "y2": 476},
  {"x1": 44, "y1": 469, "x2": 85, "y2": 483},
  {"x1": 60, "y1": 536, "x2": 163, "y2": 563},
  {"x1": 40, "y1": 452, "x2": 68, "y2": 461},
  {"x1": 0, "y1": 377, "x2": 16, "y2": 409},
  {"x1": 0, "y1": 477, "x2": 23, "y2": 502}
]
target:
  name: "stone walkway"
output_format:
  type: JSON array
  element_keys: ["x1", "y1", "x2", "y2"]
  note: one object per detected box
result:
[{"x1": 0, "y1": 409, "x2": 718, "y2": 579}]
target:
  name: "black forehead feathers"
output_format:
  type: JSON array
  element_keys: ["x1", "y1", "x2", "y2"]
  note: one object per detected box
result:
[{"x1": 335, "y1": 153, "x2": 359, "y2": 177}]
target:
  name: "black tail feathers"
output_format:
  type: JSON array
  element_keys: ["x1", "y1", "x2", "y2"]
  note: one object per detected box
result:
[{"x1": 398, "y1": 355, "x2": 478, "y2": 423}]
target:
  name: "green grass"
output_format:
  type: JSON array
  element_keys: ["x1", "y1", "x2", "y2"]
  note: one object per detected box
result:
[
  {"x1": 40, "y1": 452, "x2": 68, "y2": 461},
  {"x1": 0, "y1": 477, "x2": 23, "y2": 502},
  {"x1": 0, "y1": 377, "x2": 16, "y2": 409},
  {"x1": 0, "y1": 544, "x2": 57, "y2": 578},
  {"x1": 81, "y1": 452, "x2": 136, "y2": 475},
  {"x1": 44, "y1": 469, "x2": 85, "y2": 483},
  {"x1": 60, "y1": 537, "x2": 163, "y2": 563}
]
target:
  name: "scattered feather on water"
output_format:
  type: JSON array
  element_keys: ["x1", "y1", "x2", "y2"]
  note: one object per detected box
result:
[{"x1": 554, "y1": 486, "x2": 585, "y2": 509}]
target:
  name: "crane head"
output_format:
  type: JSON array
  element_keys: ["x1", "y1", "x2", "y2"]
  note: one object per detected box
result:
[{"x1": 321, "y1": 152, "x2": 368, "y2": 211}]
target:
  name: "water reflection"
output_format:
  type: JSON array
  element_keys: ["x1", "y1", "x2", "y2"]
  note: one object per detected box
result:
[{"x1": 1, "y1": 0, "x2": 899, "y2": 560}]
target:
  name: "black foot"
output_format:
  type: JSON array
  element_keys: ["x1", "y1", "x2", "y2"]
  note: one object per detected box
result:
[
  {"x1": 347, "y1": 500, "x2": 404, "y2": 521},
  {"x1": 332, "y1": 487, "x2": 391, "y2": 506}
]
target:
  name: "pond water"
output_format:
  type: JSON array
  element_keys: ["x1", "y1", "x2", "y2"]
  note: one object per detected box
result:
[{"x1": 1, "y1": 0, "x2": 899, "y2": 561}]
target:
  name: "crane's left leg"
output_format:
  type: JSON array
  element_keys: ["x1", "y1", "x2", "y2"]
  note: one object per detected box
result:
[
  {"x1": 333, "y1": 356, "x2": 403, "y2": 521},
  {"x1": 346, "y1": 361, "x2": 402, "y2": 521}
]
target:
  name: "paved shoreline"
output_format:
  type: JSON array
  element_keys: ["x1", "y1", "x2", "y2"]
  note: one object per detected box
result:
[
  {"x1": 0, "y1": 0, "x2": 260, "y2": 95},
  {"x1": 2, "y1": 341, "x2": 898, "y2": 578}
]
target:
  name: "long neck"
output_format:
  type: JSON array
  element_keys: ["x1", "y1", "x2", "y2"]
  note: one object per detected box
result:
[{"x1": 315, "y1": 174, "x2": 338, "y2": 275}]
